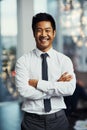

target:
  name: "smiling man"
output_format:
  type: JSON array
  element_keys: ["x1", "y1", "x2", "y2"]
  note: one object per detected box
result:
[{"x1": 15, "y1": 13, "x2": 76, "y2": 130}]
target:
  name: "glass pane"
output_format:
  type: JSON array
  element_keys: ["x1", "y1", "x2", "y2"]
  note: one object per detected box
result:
[
  {"x1": 60, "y1": 0, "x2": 87, "y2": 72},
  {"x1": 0, "y1": 0, "x2": 18, "y2": 102}
]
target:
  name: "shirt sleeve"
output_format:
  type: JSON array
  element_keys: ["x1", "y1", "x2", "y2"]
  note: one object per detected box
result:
[
  {"x1": 15, "y1": 56, "x2": 47, "y2": 100},
  {"x1": 37, "y1": 57, "x2": 76, "y2": 97}
]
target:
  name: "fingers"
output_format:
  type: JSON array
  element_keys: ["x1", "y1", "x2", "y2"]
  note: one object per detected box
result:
[
  {"x1": 58, "y1": 72, "x2": 73, "y2": 82},
  {"x1": 60, "y1": 72, "x2": 68, "y2": 80},
  {"x1": 64, "y1": 75, "x2": 73, "y2": 81}
]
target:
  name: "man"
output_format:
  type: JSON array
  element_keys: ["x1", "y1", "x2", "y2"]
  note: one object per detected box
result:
[{"x1": 15, "y1": 13, "x2": 76, "y2": 130}]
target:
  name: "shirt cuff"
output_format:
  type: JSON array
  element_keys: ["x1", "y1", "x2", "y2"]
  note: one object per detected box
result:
[{"x1": 37, "y1": 80, "x2": 50, "y2": 93}]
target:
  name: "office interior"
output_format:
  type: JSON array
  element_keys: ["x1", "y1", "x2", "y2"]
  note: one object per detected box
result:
[{"x1": 0, "y1": 0, "x2": 87, "y2": 130}]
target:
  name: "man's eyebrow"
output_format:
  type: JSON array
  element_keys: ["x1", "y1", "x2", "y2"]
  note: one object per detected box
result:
[
  {"x1": 36, "y1": 27, "x2": 52, "y2": 29},
  {"x1": 45, "y1": 27, "x2": 52, "y2": 29}
]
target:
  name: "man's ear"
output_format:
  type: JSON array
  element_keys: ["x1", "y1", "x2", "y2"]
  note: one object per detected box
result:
[{"x1": 53, "y1": 30, "x2": 56, "y2": 38}]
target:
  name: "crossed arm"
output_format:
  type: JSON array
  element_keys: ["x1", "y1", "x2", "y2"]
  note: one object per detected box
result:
[{"x1": 28, "y1": 72, "x2": 73, "y2": 88}]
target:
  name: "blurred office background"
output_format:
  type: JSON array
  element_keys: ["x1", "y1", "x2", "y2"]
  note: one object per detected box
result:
[{"x1": 0, "y1": 0, "x2": 87, "y2": 130}]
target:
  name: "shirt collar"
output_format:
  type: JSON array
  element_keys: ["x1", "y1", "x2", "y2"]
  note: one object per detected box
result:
[{"x1": 35, "y1": 47, "x2": 54, "y2": 58}]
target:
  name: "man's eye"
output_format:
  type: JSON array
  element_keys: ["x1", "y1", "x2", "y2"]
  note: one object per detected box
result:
[
  {"x1": 36, "y1": 29, "x2": 42, "y2": 32},
  {"x1": 46, "y1": 30, "x2": 51, "y2": 32}
]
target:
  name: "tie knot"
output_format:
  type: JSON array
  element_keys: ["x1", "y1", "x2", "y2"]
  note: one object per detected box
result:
[{"x1": 41, "y1": 53, "x2": 48, "y2": 59}]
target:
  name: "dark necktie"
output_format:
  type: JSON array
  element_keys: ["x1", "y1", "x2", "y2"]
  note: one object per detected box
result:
[{"x1": 41, "y1": 53, "x2": 51, "y2": 112}]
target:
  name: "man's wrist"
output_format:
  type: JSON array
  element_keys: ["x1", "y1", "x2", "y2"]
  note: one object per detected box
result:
[{"x1": 28, "y1": 79, "x2": 38, "y2": 88}]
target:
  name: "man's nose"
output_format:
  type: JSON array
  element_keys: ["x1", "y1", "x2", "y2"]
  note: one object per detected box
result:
[{"x1": 41, "y1": 30, "x2": 46, "y2": 36}]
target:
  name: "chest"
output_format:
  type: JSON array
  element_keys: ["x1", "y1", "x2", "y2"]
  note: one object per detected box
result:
[{"x1": 28, "y1": 57, "x2": 62, "y2": 81}]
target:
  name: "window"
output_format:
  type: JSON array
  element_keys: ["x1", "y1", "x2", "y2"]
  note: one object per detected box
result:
[{"x1": 0, "y1": 0, "x2": 18, "y2": 102}]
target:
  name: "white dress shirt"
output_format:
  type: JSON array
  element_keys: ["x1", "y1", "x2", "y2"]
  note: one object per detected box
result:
[{"x1": 15, "y1": 47, "x2": 76, "y2": 114}]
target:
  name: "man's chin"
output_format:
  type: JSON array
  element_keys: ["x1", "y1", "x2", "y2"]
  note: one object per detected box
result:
[{"x1": 39, "y1": 45, "x2": 51, "y2": 51}]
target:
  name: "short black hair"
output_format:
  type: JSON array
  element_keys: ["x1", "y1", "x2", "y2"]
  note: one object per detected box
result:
[{"x1": 32, "y1": 13, "x2": 56, "y2": 34}]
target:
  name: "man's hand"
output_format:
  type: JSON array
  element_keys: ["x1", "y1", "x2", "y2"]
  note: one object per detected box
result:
[
  {"x1": 28, "y1": 79, "x2": 38, "y2": 88},
  {"x1": 57, "y1": 72, "x2": 73, "y2": 82}
]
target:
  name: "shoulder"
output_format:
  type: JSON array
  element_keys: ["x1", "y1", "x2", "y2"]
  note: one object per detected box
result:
[
  {"x1": 53, "y1": 49, "x2": 71, "y2": 61},
  {"x1": 16, "y1": 49, "x2": 36, "y2": 64}
]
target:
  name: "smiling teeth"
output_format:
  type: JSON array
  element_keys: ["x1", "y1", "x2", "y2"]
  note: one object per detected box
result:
[
  {"x1": 40, "y1": 37, "x2": 48, "y2": 41},
  {"x1": 42, "y1": 39, "x2": 47, "y2": 41}
]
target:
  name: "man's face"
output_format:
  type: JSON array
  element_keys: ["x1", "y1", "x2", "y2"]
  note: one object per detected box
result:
[{"x1": 34, "y1": 21, "x2": 56, "y2": 52}]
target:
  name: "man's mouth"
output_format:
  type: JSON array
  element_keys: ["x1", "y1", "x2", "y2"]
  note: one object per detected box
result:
[{"x1": 39, "y1": 37, "x2": 49, "y2": 42}]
